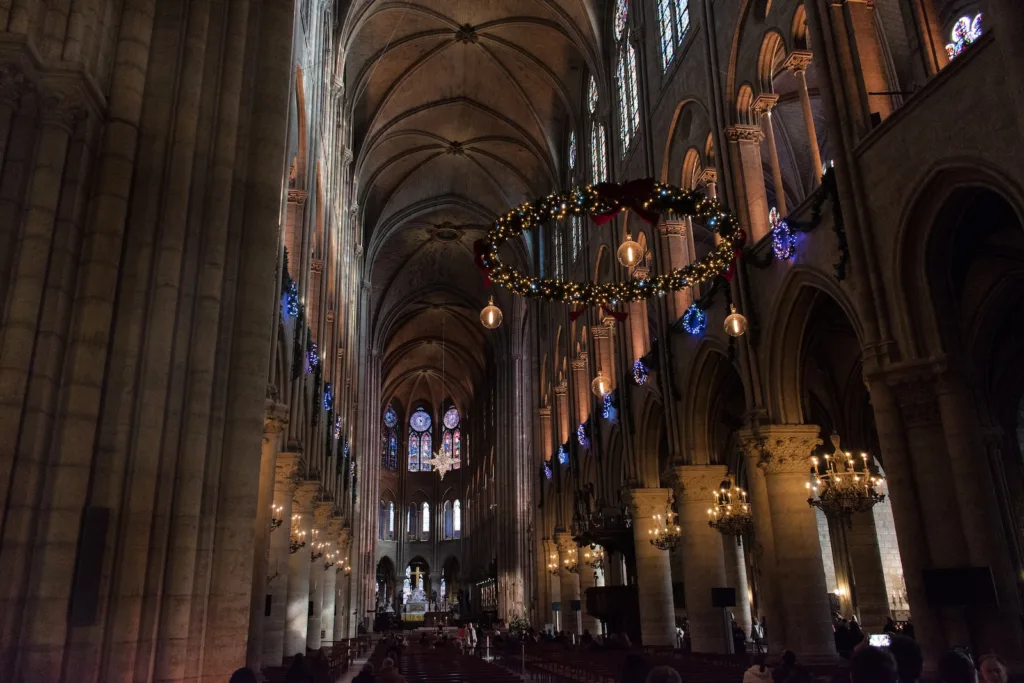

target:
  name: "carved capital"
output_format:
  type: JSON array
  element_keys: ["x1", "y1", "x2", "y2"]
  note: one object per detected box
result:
[
  {"x1": 264, "y1": 399, "x2": 289, "y2": 439},
  {"x1": 632, "y1": 266, "x2": 650, "y2": 280},
  {"x1": 784, "y1": 50, "x2": 814, "y2": 74},
  {"x1": 737, "y1": 425, "x2": 822, "y2": 475},
  {"x1": 671, "y1": 464, "x2": 728, "y2": 503},
  {"x1": 623, "y1": 487, "x2": 672, "y2": 519},
  {"x1": 326, "y1": 310, "x2": 335, "y2": 323},
  {"x1": 697, "y1": 168, "x2": 718, "y2": 187},
  {"x1": 591, "y1": 325, "x2": 611, "y2": 340},
  {"x1": 660, "y1": 219, "x2": 687, "y2": 238},
  {"x1": 571, "y1": 352, "x2": 588, "y2": 370},
  {"x1": 39, "y1": 89, "x2": 87, "y2": 131},
  {"x1": 275, "y1": 452, "x2": 303, "y2": 491},
  {"x1": 288, "y1": 189, "x2": 307, "y2": 205},
  {"x1": 753, "y1": 92, "x2": 780, "y2": 116},
  {"x1": 0, "y1": 64, "x2": 31, "y2": 108},
  {"x1": 553, "y1": 531, "x2": 577, "y2": 554},
  {"x1": 553, "y1": 382, "x2": 568, "y2": 396},
  {"x1": 537, "y1": 407, "x2": 552, "y2": 418},
  {"x1": 310, "y1": 258, "x2": 324, "y2": 273},
  {"x1": 293, "y1": 480, "x2": 321, "y2": 513},
  {"x1": 889, "y1": 376, "x2": 941, "y2": 428},
  {"x1": 600, "y1": 316, "x2": 619, "y2": 330},
  {"x1": 725, "y1": 125, "x2": 765, "y2": 144},
  {"x1": 313, "y1": 501, "x2": 334, "y2": 529},
  {"x1": 337, "y1": 525, "x2": 352, "y2": 549}
]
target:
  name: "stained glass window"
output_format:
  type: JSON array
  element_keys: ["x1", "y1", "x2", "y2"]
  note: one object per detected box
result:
[
  {"x1": 946, "y1": 14, "x2": 982, "y2": 60},
  {"x1": 388, "y1": 502, "x2": 395, "y2": 537},
  {"x1": 568, "y1": 131, "x2": 577, "y2": 170},
  {"x1": 421, "y1": 502, "x2": 430, "y2": 533},
  {"x1": 588, "y1": 76, "x2": 598, "y2": 114},
  {"x1": 616, "y1": 58, "x2": 630, "y2": 150},
  {"x1": 571, "y1": 215, "x2": 583, "y2": 263},
  {"x1": 658, "y1": 0, "x2": 675, "y2": 70},
  {"x1": 443, "y1": 501, "x2": 454, "y2": 540},
  {"x1": 626, "y1": 43, "x2": 640, "y2": 135},
  {"x1": 409, "y1": 407, "x2": 432, "y2": 471},
  {"x1": 591, "y1": 123, "x2": 607, "y2": 183},
  {"x1": 674, "y1": 1, "x2": 690, "y2": 41},
  {"x1": 614, "y1": 0, "x2": 628, "y2": 40},
  {"x1": 382, "y1": 404, "x2": 398, "y2": 471},
  {"x1": 440, "y1": 406, "x2": 460, "y2": 469}
]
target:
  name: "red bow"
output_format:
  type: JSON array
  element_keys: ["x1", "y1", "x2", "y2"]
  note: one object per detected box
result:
[
  {"x1": 569, "y1": 305, "x2": 629, "y2": 322},
  {"x1": 473, "y1": 240, "x2": 492, "y2": 288},
  {"x1": 591, "y1": 178, "x2": 661, "y2": 226},
  {"x1": 723, "y1": 231, "x2": 746, "y2": 281}
]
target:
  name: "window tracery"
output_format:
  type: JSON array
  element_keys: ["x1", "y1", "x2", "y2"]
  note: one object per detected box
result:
[
  {"x1": 408, "y1": 407, "x2": 432, "y2": 471},
  {"x1": 382, "y1": 404, "x2": 398, "y2": 470},
  {"x1": 442, "y1": 406, "x2": 461, "y2": 469},
  {"x1": 946, "y1": 13, "x2": 982, "y2": 60}
]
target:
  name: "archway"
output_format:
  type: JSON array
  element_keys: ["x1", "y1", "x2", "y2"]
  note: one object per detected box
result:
[{"x1": 376, "y1": 556, "x2": 397, "y2": 610}]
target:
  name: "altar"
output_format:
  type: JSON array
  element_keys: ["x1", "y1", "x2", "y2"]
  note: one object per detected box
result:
[{"x1": 403, "y1": 600, "x2": 428, "y2": 623}]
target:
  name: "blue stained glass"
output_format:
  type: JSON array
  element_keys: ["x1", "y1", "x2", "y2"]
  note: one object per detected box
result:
[
  {"x1": 577, "y1": 422, "x2": 590, "y2": 449},
  {"x1": 633, "y1": 358, "x2": 649, "y2": 385},
  {"x1": 384, "y1": 405, "x2": 398, "y2": 428},
  {"x1": 659, "y1": 0, "x2": 675, "y2": 70},
  {"x1": 543, "y1": 461, "x2": 553, "y2": 480},
  {"x1": 614, "y1": 0, "x2": 628, "y2": 39},
  {"x1": 588, "y1": 76, "x2": 598, "y2": 114},
  {"x1": 421, "y1": 433, "x2": 432, "y2": 470},
  {"x1": 443, "y1": 407, "x2": 460, "y2": 429},
  {"x1": 568, "y1": 131, "x2": 577, "y2": 170},
  {"x1": 410, "y1": 408, "x2": 431, "y2": 432},
  {"x1": 770, "y1": 207, "x2": 796, "y2": 260},
  {"x1": 946, "y1": 14, "x2": 982, "y2": 60},
  {"x1": 616, "y1": 58, "x2": 630, "y2": 151},
  {"x1": 453, "y1": 428, "x2": 461, "y2": 469},
  {"x1": 323, "y1": 383, "x2": 333, "y2": 411},
  {"x1": 557, "y1": 445, "x2": 568, "y2": 465},
  {"x1": 674, "y1": 2, "x2": 689, "y2": 41},
  {"x1": 408, "y1": 436, "x2": 419, "y2": 472}
]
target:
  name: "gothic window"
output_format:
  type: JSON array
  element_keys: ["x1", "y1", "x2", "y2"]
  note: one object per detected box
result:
[
  {"x1": 454, "y1": 499, "x2": 461, "y2": 539},
  {"x1": 408, "y1": 407, "x2": 432, "y2": 471},
  {"x1": 388, "y1": 502, "x2": 395, "y2": 538},
  {"x1": 591, "y1": 123, "x2": 607, "y2": 183},
  {"x1": 442, "y1": 406, "x2": 461, "y2": 470},
  {"x1": 378, "y1": 501, "x2": 386, "y2": 540},
  {"x1": 614, "y1": 0, "x2": 640, "y2": 154},
  {"x1": 946, "y1": 13, "x2": 982, "y2": 60},
  {"x1": 382, "y1": 404, "x2": 398, "y2": 470},
  {"x1": 421, "y1": 502, "x2": 430, "y2": 538},
  {"x1": 443, "y1": 501, "x2": 454, "y2": 540},
  {"x1": 568, "y1": 131, "x2": 577, "y2": 170},
  {"x1": 588, "y1": 76, "x2": 598, "y2": 115},
  {"x1": 658, "y1": 0, "x2": 675, "y2": 69},
  {"x1": 571, "y1": 215, "x2": 583, "y2": 263},
  {"x1": 674, "y1": 0, "x2": 690, "y2": 44},
  {"x1": 553, "y1": 223, "x2": 565, "y2": 280},
  {"x1": 614, "y1": 0, "x2": 628, "y2": 40}
]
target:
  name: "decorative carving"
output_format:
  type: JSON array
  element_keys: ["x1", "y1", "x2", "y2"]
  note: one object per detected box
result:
[
  {"x1": 288, "y1": 189, "x2": 307, "y2": 205},
  {"x1": 0, "y1": 64, "x2": 31, "y2": 108},
  {"x1": 275, "y1": 452, "x2": 303, "y2": 490},
  {"x1": 455, "y1": 24, "x2": 478, "y2": 44},
  {"x1": 737, "y1": 425, "x2": 822, "y2": 475},
  {"x1": 784, "y1": 50, "x2": 814, "y2": 74},
  {"x1": 264, "y1": 398, "x2": 289, "y2": 438},
  {"x1": 310, "y1": 259, "x2": 324, "y2": 273},
  {"x1": 632, "y1": 266, "x2": 650, "y2": 280},
  {"x1": 39, "y1": 89, "x2": 87, "y2": 131},
  {"x1": 725, "y1": 125, "x2": 765, "y2": 144},
  {"x1": 571, "y1": 353, "x2": 588, "y2": 370},
  {"x1": 327, "y1": 310, "x2": 335, "y2": 322},
  {"x1": 672, "y1": 465, "x2": 728, "y2": 502},
  {"x1": 591, "y1": 325, "x2": 611, "y2": 339},
  {"x1": 697, "y1": 168, "x2": 718, "y2": 187},
  {"x1": 553, "y1": 381, "x2": 568, "y2": 396},
  {"x1": 313, "y1": 501, "x2": 334, "y2": 529},
  {"x1": 447, "y1": 140, "x2": 465, "y2": 155},
  {"x1": 752, "y1": 92, "x2": 780, "y2": 116},
  {"x1": 622, "y1": 487, "x2": 672, "y2": 519},
  {"x1": 600, "y1": 316, "x2": 619, "y2": 330},
  {"x1": 660, "y1": 220, "x2": 687, "y2": 237},
  {"x1": 293, "y1": 480, "x2": 321, "y2": 513}
]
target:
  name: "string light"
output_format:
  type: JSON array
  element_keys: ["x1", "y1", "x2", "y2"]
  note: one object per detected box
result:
[
  {"x1": 681, "y1": 304, "x2": 707, "y2": 335},
  {"x1": 479, "y1": 182, "x2": 742, "y2": 306},
  {"x1": 632, "y1": 358, "x2": 649, "y2": 385}
]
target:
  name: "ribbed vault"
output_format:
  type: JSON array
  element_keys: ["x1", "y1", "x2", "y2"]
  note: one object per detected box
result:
[{"x1": 345, "y1": 0, "x2": 600, "y2": 409}]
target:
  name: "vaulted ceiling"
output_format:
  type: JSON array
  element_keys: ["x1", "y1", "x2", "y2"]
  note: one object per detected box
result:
[{"x1": 344, "y1": 0, "x2": 603, "y2": 410}]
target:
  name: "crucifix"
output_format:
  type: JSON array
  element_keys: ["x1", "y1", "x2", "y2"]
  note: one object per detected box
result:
[{"x1": 410, "y1": 565, "x2": 426, "y2": 590}]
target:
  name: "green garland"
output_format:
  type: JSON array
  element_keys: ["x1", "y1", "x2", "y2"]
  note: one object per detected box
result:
[{"x1": 478, "y1": 182, "x2": 741, "y2": 305}]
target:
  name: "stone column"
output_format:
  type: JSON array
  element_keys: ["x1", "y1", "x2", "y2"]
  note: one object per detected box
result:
[
  {"x1": 673, "y1": 465, "x2": 730, "y2": 653},
  {"x1": 591, "y1": 322, "x2": 616, "y2": 391},
  {"x1": 723, "y1": 535, "x2": 752, "y2": 639},
  {"x1": 555, "y1": 532, "x2": 581, "y2": 635},
  {"x1": 757, "y1": 425, "x2": 835, "y2": 658},
  {"x1": 577, "y1": 553, "x2": 601, "y2": 636},
  {"x1": 845, "y1": 510, "x2": 890, "y2": 632},
  {"x1": 334, "y1": 568, "x2": 350, "y2": 643},
  {"x1": 784, "y1": 52, "x2": 823, "y2": 184},
  {"x1": 659, "y1": 220, "x2": 692, "y2": 320},
  {"x1": 264, "y1": 452, "x2": 301, "y2": 666},
  {"x1": 287, "y1": 481, "x2": 319, "y2": 657},
  {"x1": 538, "y1": 407, "x2": 553, "y2": 463},
  {"x1": 628, "y1": 265, "x2": 651, "y2": 358},
  {"x1": 625, "y1": 488, "x2": 676, "y2": 647},
  {"x1": 307, "y1": 501, "x2": 333, "y2": 650},
  {"x1": 737, "y1": 429, "x2": 783, "y2": 654},
  {"x1": 725, "y1": 125, "x2": 770, "y2": 243},
  {"x1": 754, "y1": 93, "x2": 786, "y2": 215},
  {"x1": 554, "y1": 381, "x2": 570, "y2": 446},
  {"x1": 545, "y1": 539, "x2": 562, "y2": 630},
  {"x1": 320, "y1": 518, "x2": 343, "y2": 645},
  {"x1": 571, "y1": 354, "x2": 590, "y2": 426}
]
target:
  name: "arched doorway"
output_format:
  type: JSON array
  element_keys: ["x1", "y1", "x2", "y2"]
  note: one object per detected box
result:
[
  {"x1": 376, "y1": 556, "x2": 397, "y2": 612},
  {"x1": 442, "y1": 556, "x2": 461, "y2": 611}
]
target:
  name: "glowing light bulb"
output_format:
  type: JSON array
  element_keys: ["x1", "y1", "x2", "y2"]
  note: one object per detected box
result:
[
  {"x1": 480, "y1": 296, "x2": 503, "y2": 329},
  {"x1": 724, "y1": 305, "x2": 748, "y2": 337},
  {"x1": 616, "y1": 233, "x2": 644, "y2": 268}
]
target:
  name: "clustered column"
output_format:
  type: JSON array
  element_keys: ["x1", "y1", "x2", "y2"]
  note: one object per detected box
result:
[
  {"x1": 625, "y1": 488, "x2": 676, "y2": 647},
  {"x1": 263, "y1": 452, "x2": 301, "y2": 666},
  {"x1": 287, "y1": 481, "x2": 319, "y2": 657},
  {"x1": 555, "y1": 531, "x2": 581, "y2": 636}
]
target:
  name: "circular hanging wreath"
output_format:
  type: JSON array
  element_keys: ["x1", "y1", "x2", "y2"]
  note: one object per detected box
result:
[{"x1": 476, "y1": 179, "x2": 743, "y2": 306}]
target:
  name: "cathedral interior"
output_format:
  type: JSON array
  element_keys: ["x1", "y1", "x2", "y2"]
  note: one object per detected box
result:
[{"x1": 2, "y1": 0, "x2": 1024, "y2": 681}]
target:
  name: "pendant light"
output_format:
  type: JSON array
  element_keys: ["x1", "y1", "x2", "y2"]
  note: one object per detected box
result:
[{"x1": 480, "y1": 296, "x2": 503, "y2": 329}]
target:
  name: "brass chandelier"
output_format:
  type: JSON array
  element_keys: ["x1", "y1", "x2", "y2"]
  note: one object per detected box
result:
[
  {"x1": 707, "y1": 475, "x2": 753, "y2": 544},
  {"x1": 582, "y1": 544, "x2": 604, "y2": 571},
  {"x1": 807, "y1": 434, "x2": 886, "y2": 523},
  {"x1": 648, "y1": 509, "x2": 681, "y2": 552}
]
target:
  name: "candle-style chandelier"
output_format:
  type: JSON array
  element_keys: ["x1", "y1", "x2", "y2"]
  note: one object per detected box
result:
[
  {"x1": 707, "y1": 475, "x2": 753, "y2": 544},
  {"x1": 807, "y1": 434, "x2": 885, "y2": 524},
  {"x1": 563, "y1": 547, "x2": 579, "y2": 574},
  {"x1": 270, "y1": 504, "x2": 284, "y2": 532},
  {"x1": 309, "y1": 529, "x2": 324, "y2": 562},
  {"x1": 324, "y1": 551, "x2": 337, "y2": 570},
  {"x1": 289, "y1": 514, "x2": 307, "y2": 554},
  {"x1": 547, "y1": 553, "x2": 560, "y2": 576},
  {"x1": 582, "y1": 544, "x2": 604, "y2": 570},
  {"x1": 648, "y1": 509, "x2": 681, "y2": 552}
]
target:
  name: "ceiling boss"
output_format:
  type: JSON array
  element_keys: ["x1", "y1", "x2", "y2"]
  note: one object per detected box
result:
[{"x1": 474, "y1": 178, "x2": 743, "y2": 316}]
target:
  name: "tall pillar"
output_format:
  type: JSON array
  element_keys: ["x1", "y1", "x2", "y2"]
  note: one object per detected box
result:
[
  {"x1": 265, "y1": 453, "x2": 301, "y2": 666},
  {"x1": 754, "y1": 93, "x2": 786, "y2": 215},
  {"x1": 571, "y1": 354, "x2": 590, "y2": 426},
  {"x1": 723, "y1": 535, "x2": 752, "y2": 639},
  {"x1": 757, "y1": 425, "x2": 835, "y2": 658},
  {"x1": 659, "y1": 220, "x2": 692, "y2": 321},
  {"x1": 673, "y1": 465, "x2": 729, "y2": 653},
  {"x1": 334, "y1": 568, "x2": 350, "y2": 643},
  {"x1": 545, "y1": 539, "x2": 562, "y2": 630},
  {"x1": 539, "y1": 407, "x2": 553, "y2": 463},
  {"x1": 625, "y1": 488, "x2": 676, "y2": 647},
  {"x1": 555, "y1": 532, "x2": 581, "y2": 635},
  {"x1": 845, "y1": 510, "x2": 890, "y2": 632},
  {"x1": 320, "y1": 518, "x2": 343, "y2": 645},
  {"x1": 577, "y1": 553, "x2": 601, "y2": 636},
  {"x1": 738, "y1": 429, "x2": 783, "y2": 654},
  {"x1": 784, "y1": 52, "x2": 824, "y2": 184},
  {"x1": 591, "y1": 322, "x2": 616, "y2": 391},
  {"x1": 307, "y1": 501, "x2": 333, "y2": 650},
  {"x1": 628, "y1": 265, "x2": 651, "y2": 357},
  {"x1": 725, "y1": 125, "x2": 770, "y2": 243},
  {"x1": 287, "y1": 481, "x2": 319, "y2": 657},
  {"x1": 554, "y1": 381, "x2": 570, "y2": 446}
]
